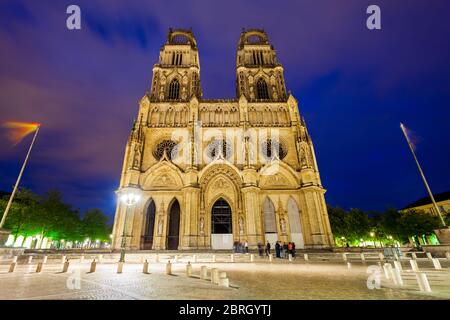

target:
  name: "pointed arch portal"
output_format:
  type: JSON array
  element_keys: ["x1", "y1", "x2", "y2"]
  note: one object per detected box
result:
[
  {"x1": 263, "y1": 197, "x2": 278, "y2": 247},
  {"x1": 142, "y1": 200, "x2": 156, "y2": 249},
  {"x1": 167, "y1": 199, "x2": 180, "y2": 250},
  {"x1": 211, "y1": 198, "x2": 233, "y2": 249},
  {"x1": 287, "y1": 197, "x2": 304, "y2": 248}
]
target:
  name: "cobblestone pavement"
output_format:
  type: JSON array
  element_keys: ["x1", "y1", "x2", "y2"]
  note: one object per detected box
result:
[{"x1": 1, "y1": 254, "x2": 448, "y2": 300}]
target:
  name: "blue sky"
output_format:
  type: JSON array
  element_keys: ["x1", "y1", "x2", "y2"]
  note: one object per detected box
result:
[{"x1": 0, "y1": 0, "x2": 449, "y2": 220}]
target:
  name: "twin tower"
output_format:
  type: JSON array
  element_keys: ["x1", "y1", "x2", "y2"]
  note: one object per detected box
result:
[
  {"x1": 149, "y1": 28, "x2": 287, "y2": 103},
  {"x1": 111, "y1": 28, "x2": 335, "y2": 251}
]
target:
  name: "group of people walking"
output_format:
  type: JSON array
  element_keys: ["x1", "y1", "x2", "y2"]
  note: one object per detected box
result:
[
  {"x1": 257, "y1": 241, "x2": 296, "y2": 259},
  {"x1": 233, "y1": 241, "x2": 249, "y2": 253}
]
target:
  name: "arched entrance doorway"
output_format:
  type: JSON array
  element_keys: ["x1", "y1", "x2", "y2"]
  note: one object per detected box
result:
[
  {"x1": 167, "y1": 199, "x2": 180, "y2": 250},
  {"x1": 211, "y1": 198, "x2": 233, "y2": 249},
  {"x1": 262, "y1": 197, "x2": 277, "y2": 248},
  {"x1": 141, "y1": 200, "x2": 156, "y2": 250},
  {"x1": 287, "y1": 197, "x2": 304, "y2": 248}
]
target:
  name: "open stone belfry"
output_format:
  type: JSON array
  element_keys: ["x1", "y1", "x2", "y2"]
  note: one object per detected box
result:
[{"x1": 111, "y1": 28, "x2": 334, "y2": 251}]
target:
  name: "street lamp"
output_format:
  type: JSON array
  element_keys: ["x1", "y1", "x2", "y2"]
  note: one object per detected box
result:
[{"x1": 118, "y1": 187, "x2": 141, "y2": 262}]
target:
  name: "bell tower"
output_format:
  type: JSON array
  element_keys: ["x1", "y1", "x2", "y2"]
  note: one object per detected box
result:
[
  {"x1": 150, "y1": 28, "x2": 202, "y2": 102},
  {"x1": 236, "y1": 29, "x2": 287, "y2": 101}
]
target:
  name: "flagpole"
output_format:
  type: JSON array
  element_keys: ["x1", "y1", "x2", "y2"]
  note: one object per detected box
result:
[
  {"x1": 0, "y1": 125, "x2": 40, "y2": 229},
  {"x1": 400, "y1": 123, "x2": 446, "y2": 227}
]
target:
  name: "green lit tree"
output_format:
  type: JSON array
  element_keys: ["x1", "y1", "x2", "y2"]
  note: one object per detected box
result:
[{"x1": 81, "y1": 209, "x2": 111, "y2": 242}]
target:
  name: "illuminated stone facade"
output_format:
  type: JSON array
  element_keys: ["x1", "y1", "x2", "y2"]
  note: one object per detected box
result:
[{"x1": 112, "y1": 28, "x2": 334, "y2": 250}]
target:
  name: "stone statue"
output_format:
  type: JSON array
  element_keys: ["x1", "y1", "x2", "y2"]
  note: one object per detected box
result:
[
  {"x1": 280, "y1": 218, "x2": 286, "y2": 233},
  {"x1": 239, "y1": 216, "x2": 244, "y2": 235},
  {"x1": 157, "y1": 217, "x2": 163, "y2": 235},
  {"x1": 199, "y1": 216, "x2": 205, "y2": 234}
]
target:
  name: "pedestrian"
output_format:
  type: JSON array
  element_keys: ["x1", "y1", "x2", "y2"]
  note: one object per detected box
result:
[
  {"x1": 288, "y1": 242, "x2": 293, "y2": 255},
  {"x1": 275, "y1": 241, "x2": 281, "y2": 258},
  {"x1": 292, "y1": 242, "x2": 296, "y2": 257},
  {"x1": 283, "y1": 242, "x2": 288, "y2": 259},
  {"x1": 265, "y1": 241, "x2": 271, "y2": 256},
  {"x1": 244, "y1": 241, "x2": 249, "y2": 253},
  {"x1": 257, "y1": 242, "x2": 263, "y2": 256}
]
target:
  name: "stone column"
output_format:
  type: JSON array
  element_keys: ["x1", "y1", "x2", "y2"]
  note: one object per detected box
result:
[
  {"x1": 180, "y1": 186, "x2": 200, "y2": 249},
  {"x1": 241, "y1": 186, "x2": 263, "y2": 248}
]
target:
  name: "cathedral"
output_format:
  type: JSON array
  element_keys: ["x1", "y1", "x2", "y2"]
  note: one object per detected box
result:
[{"x1": 111, "y1": 28, "x2": 334, "y2": 250}]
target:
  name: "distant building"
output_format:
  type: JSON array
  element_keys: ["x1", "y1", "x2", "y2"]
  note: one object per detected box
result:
[{"x1": 402, "y1": 190, "x2": 450, "y2": 215}]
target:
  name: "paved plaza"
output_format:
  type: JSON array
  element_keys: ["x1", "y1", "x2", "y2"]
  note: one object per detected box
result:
[{"x1": 0, "y1": 253, "x2": 449, "y2": 300}]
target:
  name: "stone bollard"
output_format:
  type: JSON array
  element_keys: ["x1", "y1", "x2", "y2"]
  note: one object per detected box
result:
[
  {"x1": 393, "y1": 265, "x2": 404, "y2": 286},
  {"x1": 89, "y1": 259, "x2": 97, "y2": 273},
  {"x1": 378, "y1": 253, "x2": 384, "y2": 261},
  {"x1": 415, "y1": 272, "x2": 432, "y2": 292},
  {"x1": 411, "y1": 252, "x2": 417, "y2": 260},
  {"x1": 250, "y1": 254, "x2": 254, "y2": 262},
  {"x1": 62, "y1": 259, "x2": 70, "y2": 273},
  {"x1": 386, "y1": 264, "x2": 398, "y2": 285},
  {"x1": 28, "y1": 256, "x2": 33, "y2": 264},
  {"x1": 200, "y1": 266, "x2": 208, "y2": 280},
  {"x1": 80, "y1": 255, "x2": 85, "y2": 263},
  {"x1": 269, "y1": 254, "x2": 273, "y2": 262},
  {"x1": 360, "y1": 253, "x2": 365, "y2": 262},
  {"x1": 347, "y1": 262, "x2": 352, "y2": 270},
  {"x1": 43, "y1": 255, "x2": 48, "y2": 264},
  {"x1": 174, "y1": 255, "x2": 178, "y2": 263},
  {"x1": 383, "y1": 263, "x2": 390, "y2": 279},
  {"x1": 230, "y1": 254, "x2": 234, "y2": 263},
  {"x1": 155, "y1": 254, "x2": 160, "y2": 263},
  {"x1": 193, "y1": 254, "x2": 197, "y2": 263},
  {"x1": 342, "y1": 253, "x2": 347, "y2": 261},
  {"x1": 166, "y1": 261, "x2": 172, "y2": 275},
  {"x1": 12, "y1": 256, "x2": 18, "y2": 263},
  {"x1": 304, "y1": 254, "x2": 309, "y2": 261},
  {"x1": 212, "y1": 255, "x2": 216, "y2": 263},
  {"x1": 211, "y1": 268, "x2": 219, "y2": 284},
  {"x1": 432, "y1": 258, "x2": 442, "y2": 270},
  {"x1": 117, "y1": 261, "x2": 124, "y2": 274},
  {"x1": 409, "y1": 259, "x2": 419, "y2": 272},
  {"x1": 98, "y1": 254, "x2": 103, "y2": 263},
  {"x1": 186, "y1": 262, "x2": 193, "y2": 277},
  {"x1": 218, "y1": 271, "x2": 229, "y2": 287},
  {"x1": 61, "y1": 255, "x2": 66, "y2": 264},
  {"x1": 8, "y1": 262, "x2": 16, "y2": 273},
  {"x1": 426, "y1": 252, "x2": 433, "y2": 260},
  {"x1": 288, "y1": 254, "x2": 293, "y2": 262},
  {"x1": 143, "y1": 259, "x2": 149, "y2": 274},
  {"x1": 36, "y1": 262, "x2": 43, "y2": 273},
  {"x1": 394, "y1": 260, "x2": 403, "y2": 272}
]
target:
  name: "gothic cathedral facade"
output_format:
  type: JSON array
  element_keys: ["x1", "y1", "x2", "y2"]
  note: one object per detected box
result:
[{"x1": 111, "y1": 28, "x2": 334, "y2": 250}]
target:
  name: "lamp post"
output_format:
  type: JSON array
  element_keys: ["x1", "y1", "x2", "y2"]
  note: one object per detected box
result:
[{"x1": 118, "y1": 187, "x2": 141, "y2": 263}]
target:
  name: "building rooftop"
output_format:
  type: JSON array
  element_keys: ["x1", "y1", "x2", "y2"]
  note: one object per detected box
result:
[{"x1": 402, "y1": 190, "x2": 450, "y2": 210}]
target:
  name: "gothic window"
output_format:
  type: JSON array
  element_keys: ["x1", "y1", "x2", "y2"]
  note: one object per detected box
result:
[
  {"x1": 168, "y1": 79, "x2": 180, "y2": 100},
  {"x1": 192, "y1": 73, "x2": 199, "y2": 95},
  {"x1": 171, "y1": 52, "x2": 183, "y2": 66},
  {"x1": 256, "y1": 79, "x2": 269, "y2": 100},
  {"x1": 207, "y1": 139, "x2": 231, "y2": 159},
  {"x1": 261, "y1": 139, "x2": 287, "y2": 160},
  {"x1": 153, "y1": 140, "x2": 178, "y2": 160}
]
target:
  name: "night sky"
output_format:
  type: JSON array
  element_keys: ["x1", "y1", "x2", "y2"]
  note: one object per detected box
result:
[{"x1": 1, "y1": 1, "x2": 449, "y2": 221}]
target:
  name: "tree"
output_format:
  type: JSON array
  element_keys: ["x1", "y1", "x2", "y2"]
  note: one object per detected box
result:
[
  {"x1": 1, "y1": 189, "x2": 39, "y2": 239},
  {"x1": 82, "y1": 209, "x2": 111, "y2": 242},
  {"x1": 397, "y1": 210, "x2": 441, "y2": 244},
  {"x1": 327, "y1": 205, "x2": 350, "y2": 241}
]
